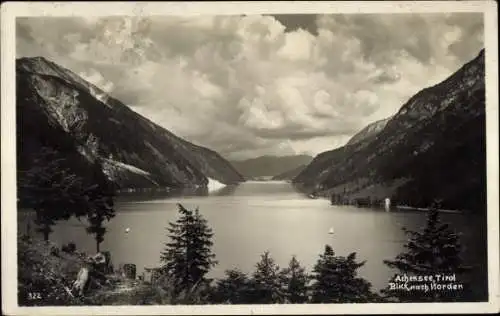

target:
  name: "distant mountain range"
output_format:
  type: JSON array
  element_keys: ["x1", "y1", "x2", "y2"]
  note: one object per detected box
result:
[
  {"x1": 16, "y1": 57, "x2": 244, "y2": 191},
  {"x1": 270, "y1": 118, "x2": 390, "y2": 181},
  {"x1": 230, "y1": 155, "x2": 313, "y2": 180},
  {"x1": 294, "y1": 49, "x2": 486, "y2": 212},
  {"x1": 271, "y1": 164, "x2": 308, "y2": 181}
]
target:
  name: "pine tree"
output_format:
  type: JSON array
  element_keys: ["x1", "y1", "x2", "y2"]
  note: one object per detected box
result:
[
  {"x1": 280, "y1": 256, "x2": 309, "y2": 303},
  {"x1": 85, "y1": 157, "x2": 115, "y2": 252},
  {"x1": 250, "y1": 251, "x2": 285, "y2": 304},
  {"x1": 310, "y1": 245, "x2": 374, "y2": 303},
  {"x1": 18, "y1": 147, "x2": 86, "y2": 242},
  {"x1": 160, "y1": 204, "x2": 217, "y2": 296},
  {"x1": 382, "y1": 202, "x2": 470, "y2": 302},
  {"x1": 211, "y1": 269, "x2": 252, "y2": 304}
]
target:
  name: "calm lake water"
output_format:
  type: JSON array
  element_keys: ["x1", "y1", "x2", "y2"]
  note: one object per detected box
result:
[{"x1": 18, "y1": 181, "x2": 488, "y2": 296}]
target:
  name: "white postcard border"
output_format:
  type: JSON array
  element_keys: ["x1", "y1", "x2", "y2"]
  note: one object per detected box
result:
[{"x1": 1, "y1": 1, "x2": 498, "y2": 315}]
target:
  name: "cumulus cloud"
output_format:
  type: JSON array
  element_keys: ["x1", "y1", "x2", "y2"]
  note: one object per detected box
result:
[{"x1": 16, "y1": 13, "x2": 484, "y2": 159}]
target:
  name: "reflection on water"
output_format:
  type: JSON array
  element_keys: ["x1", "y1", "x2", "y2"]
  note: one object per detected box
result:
[
  {"x1": 18, "y1": 181, "x2": 488, "y2": 299},
  {"x1": 116, "y1": 186, "x2": 208, "y2": 203},
  {"x1": 115, "y1": 184, "x2": 239, "y2": 203},
  {"x1": 210, "y1": 184, "x2": 238, "y2": 196}
]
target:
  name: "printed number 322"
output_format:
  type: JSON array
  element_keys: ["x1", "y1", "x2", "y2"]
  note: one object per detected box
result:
[{"x1": 28, "y1": 292, "x2": 42, "y2": 300}]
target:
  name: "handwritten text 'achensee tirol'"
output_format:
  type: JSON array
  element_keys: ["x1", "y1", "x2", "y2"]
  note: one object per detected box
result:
[{"x1": 388, "y1": 274, "x2": 464, "y2": 292}]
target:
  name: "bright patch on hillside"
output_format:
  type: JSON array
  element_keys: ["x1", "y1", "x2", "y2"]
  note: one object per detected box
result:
[{"x1": 207, "y1": 177, "x2": 226, "y2": 192}]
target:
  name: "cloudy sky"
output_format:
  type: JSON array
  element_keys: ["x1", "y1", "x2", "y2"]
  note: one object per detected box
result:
[{"x1": 16, "y1": 13, "x2": 483, "y2": 160}]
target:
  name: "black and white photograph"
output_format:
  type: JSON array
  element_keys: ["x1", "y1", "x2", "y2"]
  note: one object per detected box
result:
[{"x1": 1, "y1": 1, "x2": 499, "y2": 315}]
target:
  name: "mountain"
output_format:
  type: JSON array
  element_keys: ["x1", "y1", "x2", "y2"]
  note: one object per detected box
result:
[
  {"x1": 230, "y1": 155, "x2": 314, "y2": 180},
  {"x1": 294, "y1": 49, "x2": 486, "y2": 212},
  {"x1": 345, "y1": 117, "x2": 391, "y2": 146},
  {"x1": 271, "y1": 164, "x2": 308, "y2": 181},
  {"x1": 16, "y1": 57, "x2": 244, "y2": 190}
]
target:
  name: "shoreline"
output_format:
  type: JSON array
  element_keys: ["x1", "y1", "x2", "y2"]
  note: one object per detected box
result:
[
  {"x1": 395, "y1": 205, "x2": 463, "y2": 214},
  {"x1": 291, "y1": 183, "x2": 467, "y2": 214}
]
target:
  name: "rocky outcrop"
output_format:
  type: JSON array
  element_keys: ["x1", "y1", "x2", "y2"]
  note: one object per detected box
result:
[
  {"x1": 16, "y1": 57, "x2": 244, "y2": 190},
  {"x1": 294, "y1": 49, "x2": 486, "y2": 211},
  {"x1": 346, "y1": 117, "x2": 391, "y2": 146}
]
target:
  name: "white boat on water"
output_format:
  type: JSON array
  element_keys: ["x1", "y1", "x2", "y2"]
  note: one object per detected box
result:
[{"x1": 328, "y1": 227, "x2": 334, "y2": 234}]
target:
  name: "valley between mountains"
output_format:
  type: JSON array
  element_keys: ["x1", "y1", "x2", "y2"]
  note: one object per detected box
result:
[{"x1": 17, "y1": 49, "x2": 486, "y2": 212}]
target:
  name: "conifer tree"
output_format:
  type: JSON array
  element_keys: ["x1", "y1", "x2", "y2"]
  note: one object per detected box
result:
[
  {"x1": 382, "y1": 202, "x2": 470, "y2": 302},
  {"x1": 280, "y1": 256, "x2": 309, "y2": 303},
  {"x1": 211, "y1": 269, "x2": 252, "y2": 304},
  {"x1": 18, "y1": 147, "x2": 86, "y2": 242},
  {"x1": 310, "y1": 245, "x2": 373, "y2": 303},
  {"x1": 250, "y1": 251, "x2": 285, "y2": 304},
  {"x1": 85, "y1": 157, "x2": 115, "y2": 252},
  {"x1": 160, "y1": 204, "x2": 217, "y2": 296}
]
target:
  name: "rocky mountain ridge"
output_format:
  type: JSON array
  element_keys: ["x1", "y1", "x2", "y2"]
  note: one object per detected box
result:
[
  {"x1": 16, "y1": 57, "x2": 244, "y2": 191},
  {"x1": 294, "y1": 49, "x2": 486, "y2": 211},
  {"x1": 346, "y1": 117, "x2": 391, "y2": 146}
]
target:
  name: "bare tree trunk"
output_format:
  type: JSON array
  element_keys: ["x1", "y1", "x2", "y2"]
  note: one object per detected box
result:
[
  {"x1": 35, "y1": 209, "x2": 51, "y2": 242},
  {"x1": 26, "y1": 221, "x2": 31, "y2": 238},
  {"x1": 43, "y1": 227, "x2": 49, "y2": 242}
]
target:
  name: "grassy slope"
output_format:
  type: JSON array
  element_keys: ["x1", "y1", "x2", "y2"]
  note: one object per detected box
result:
[{"x1": 17, "y1": 235, "x2": 164, "y2": 306}]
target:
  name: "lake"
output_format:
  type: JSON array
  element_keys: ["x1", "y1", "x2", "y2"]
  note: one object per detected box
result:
[{"x1": 18, "y1": 180, "x2": 488, "y2": 297}]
